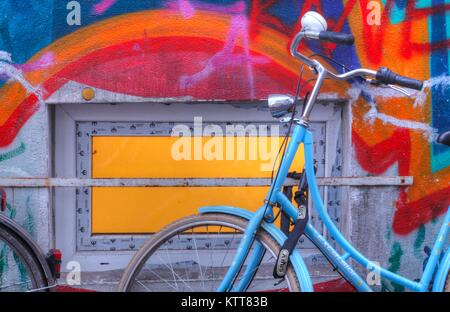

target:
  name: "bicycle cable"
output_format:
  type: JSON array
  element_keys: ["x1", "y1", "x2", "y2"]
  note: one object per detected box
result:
[
  {"x1": 266, "y1": 64, "x2": 310, "y2": 219},
  {"x1": 269, "y1": 53, "x2": 347, "y2": 225},
  {"x1": 269, "y1": 52, "x2": 350, "y2": 223},
  {"x1": 309, "y1": 53, "x2": 352, "y2": 73}
]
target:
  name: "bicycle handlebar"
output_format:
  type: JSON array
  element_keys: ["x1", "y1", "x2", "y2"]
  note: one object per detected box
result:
[
  {"x1": 290, "y1": 30, "x2": 424, "y2": 89},
  {"x1": 376, "y1": 67, "x2": 423, "y2": 91},
  {"x1": 288, "y1": 28, "x2": 424, "y2": 123},
  {"x1": 318, "y1": 31, "x2": 354, "y2": 45}
]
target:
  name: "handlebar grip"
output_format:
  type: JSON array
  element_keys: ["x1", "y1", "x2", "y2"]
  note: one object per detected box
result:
[
  {"x1": 376, "y1": 67, "x2": 423, "y2": 91},
  {"x1": 318, "y1": 31, "x2": 354, "y2": 45}
]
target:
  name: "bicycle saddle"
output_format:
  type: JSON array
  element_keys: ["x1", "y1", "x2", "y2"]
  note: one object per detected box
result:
[{"x1": 437, "y1": 130, "x2": 450, "y2": 146}]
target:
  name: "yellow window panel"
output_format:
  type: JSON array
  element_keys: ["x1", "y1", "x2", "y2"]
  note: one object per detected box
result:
[
  {"x1": 92, "y1": 136, "x2": 305, "y2": 178},
  {"x1": 91, "y1": 136, "x2": 305, "y2": 234},
  {"x1": 92, "y1": 186, "x2": 270, "y2": 234}
]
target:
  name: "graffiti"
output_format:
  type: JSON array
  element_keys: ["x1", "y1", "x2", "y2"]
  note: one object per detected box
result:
[
  {"x1": 353, "y1": 127, "x2": 411, "y2": 176},
  {"x1": 348, "y1": 84, "x2": 438, "y2": 141},
  {"x1": 393, "y1": 187, "x2": 450, "y2": 235},
  {"x1": 381, "y1": 241, "x2": 404, "y2": 292},
  {"x1": 0, "y1": 142, "x2": 26, "y2": 163},
  {"x1": 0, "y1": 52, "x2": 44, "y2": 103},
  {"x1": 366, "y1": 110, "x2": 436, "y2": 141},
  {"x1": 92, "y1": 0, "x2": 118, "y2": 15},
  {"x1": 0, "y1": 50, "x2": 48, "y2": 148},
  {"x1": 18, "y1": 52, "x2": 54, "y2": 73},
  {"x1": 0, "y1": 0, "x2": 448, "y2": 289},
  {"x1": 357, "y1": 0, "x2": 450, "y2": 62},
  {"x1": 353, "y1": 127, "x2": 450, "y2": 235},
  {"x1": 0, "y1": 196, "x2": 34, "y2": 291},
  {"x1": 421, "y1": 244, "x2": 444, "y2": 276},
  {"x1": 413, "y1": 225, "x2": 426, "y2": 257},
  {"x1": 169, "y1": 0, "x2": 270, "y2": 99}
]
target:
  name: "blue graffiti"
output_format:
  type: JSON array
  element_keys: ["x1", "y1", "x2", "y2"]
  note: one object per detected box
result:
[{"x1": 429, "y1": 0, "x2": 450, "y2": 172}]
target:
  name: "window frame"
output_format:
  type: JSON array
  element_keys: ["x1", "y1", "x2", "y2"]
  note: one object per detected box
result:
[{"x1": 54, "y1": 100, "x2": 350, "y2": 272}]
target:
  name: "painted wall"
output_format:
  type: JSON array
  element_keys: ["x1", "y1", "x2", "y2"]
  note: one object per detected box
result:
[{"x1": 0, "y1": 0, "x2": 449, "y2": 290}]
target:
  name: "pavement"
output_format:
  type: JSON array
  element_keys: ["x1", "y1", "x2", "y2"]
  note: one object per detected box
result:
[{"x1": 56, "y1": 278, "x2": 356, "y2": 292}]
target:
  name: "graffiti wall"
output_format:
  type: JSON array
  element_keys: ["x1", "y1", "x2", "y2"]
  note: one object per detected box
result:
[{"x1": 0, "y1": 0, "x2": 448, "y2": 290}]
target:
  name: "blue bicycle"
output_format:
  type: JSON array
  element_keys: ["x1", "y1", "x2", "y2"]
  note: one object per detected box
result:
[{"x1": 118, "y1": 11, "x2": 450, "y2": 292}]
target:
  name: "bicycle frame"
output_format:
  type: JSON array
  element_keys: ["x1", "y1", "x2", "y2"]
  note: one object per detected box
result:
[
  {"x1": 199, "y1": 21, "x2": 449, "y2": 293},
  {"x1": 200, "y1": 122, "x2": 450, "y2": 292}
]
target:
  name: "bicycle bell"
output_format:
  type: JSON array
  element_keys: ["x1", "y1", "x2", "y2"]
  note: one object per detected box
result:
[{"x1": 301, "y1": 11, "x2": 327, "y2": 31}]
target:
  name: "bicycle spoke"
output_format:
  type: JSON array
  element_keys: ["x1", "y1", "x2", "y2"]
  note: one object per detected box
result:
[
  {"x1": 205, "y1": 225, "x2": 222, "y2": 291},
  {"x1": 135, "y1": 279, "x2": 152, "y2": 292},
  {"x1": 155, "y1": 253, "x2": 194, "y2": 291},
  {"x1": 164, "y1": 243, "x2": 179, "y2": 291},
  {"x1": 191, "y1": 229, "x2": 206, "y2": 291}
]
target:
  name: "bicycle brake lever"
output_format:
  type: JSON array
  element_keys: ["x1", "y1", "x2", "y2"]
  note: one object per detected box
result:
[
  {"x1": 387, "y1": 84, "x2": 412, "y2": 97},
  {"x1": 365, "y1": 78, "x2": 412, "y2": 97}
]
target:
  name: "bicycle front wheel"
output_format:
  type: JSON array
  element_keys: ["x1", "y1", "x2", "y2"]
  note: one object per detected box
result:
[
  {"x1": 118, "y1": 213, "x2": 301, "y2": 292},
  {"x1": 0, "y1": 224, "x2": 49, "y2": 292}
]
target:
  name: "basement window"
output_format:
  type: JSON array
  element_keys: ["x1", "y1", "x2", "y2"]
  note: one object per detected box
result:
[{"x1": 53, "y1": 100, "x2": 346, "y2": 272}]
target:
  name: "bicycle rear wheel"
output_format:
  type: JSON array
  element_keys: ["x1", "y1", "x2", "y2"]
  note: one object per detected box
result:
[
  {"x1": 118, "y1": 213, "x2": 301, "y2": 292},
  {"x1": 0, "y1": 224, "x2": 49, "y2": 292}
]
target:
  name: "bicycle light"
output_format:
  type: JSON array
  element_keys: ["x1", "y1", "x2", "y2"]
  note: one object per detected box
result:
[
  {"x1": 301, "y1": 11, "x2": 327, "y2": 31},
  {"x1": 268, "y1": 94, "x2": 295, "y2": 119}
]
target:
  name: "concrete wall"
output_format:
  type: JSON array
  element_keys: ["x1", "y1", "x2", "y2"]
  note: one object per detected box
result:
[{"x1": 0, "y1": 1, "x2": 449, "y2": 291}]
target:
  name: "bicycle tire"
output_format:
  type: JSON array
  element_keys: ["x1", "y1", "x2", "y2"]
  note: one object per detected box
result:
[
  {"x1": 0, "y1": 223, "x2": 49, "y2": 292},
  {"x1": 118, "y1": 213, "x2": 301, "y2": 292}
]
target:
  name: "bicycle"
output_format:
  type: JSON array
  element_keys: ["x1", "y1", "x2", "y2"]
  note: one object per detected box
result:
[
  {"x1": 118, "y1": 11, "x2": 450, "y2": 292},
  {"x1": 0, "y1": 206, "x2": 60, "y2": 292}
]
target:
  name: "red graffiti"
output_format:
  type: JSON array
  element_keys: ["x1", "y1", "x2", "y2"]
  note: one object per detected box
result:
[
  {"x1": 53, "y1": 36, "x2": 296, "y2": 99},
  {"x1": 352, "y1": 128, "x2": 411, "y2": 176},
  {"x1": 0, "y1": 35, "x2": 299, "y2": 148},
  {"x1": 248, "y1": 1, "x2": 293, "y2": 40},
  {"x1": 0, "y1": 94, "x2": 40, "y2": 148},
  {"x1": 358, "y1": 0, "x2": 450, "y2": 64},
  {"x1": 394, "y1": 186, "x2": 450, "y2": 235},
  {"x1": 247, "y1": 0, "x2": 324, "y2": 42},
  {"x1": 353, "y1": 128, "x2": 450, "y2": 235}
]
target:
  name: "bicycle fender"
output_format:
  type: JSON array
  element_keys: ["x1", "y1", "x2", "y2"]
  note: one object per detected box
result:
[
  {"x1": 199, "y1": 206, "x2": 314, "y2": 292},
  {"x1": 0, "y1": 213, "x2": 56, "y2": 290},
  {"x1": 432, "y1": 246, "x2": 450, "y2": 292}
]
